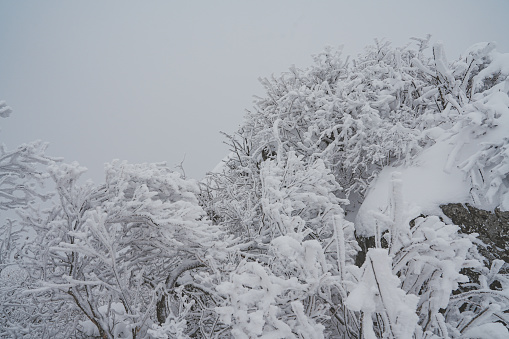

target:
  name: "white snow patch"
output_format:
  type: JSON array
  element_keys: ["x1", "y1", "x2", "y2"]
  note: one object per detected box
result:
[
  {"x1": 356, "y1": 84, "x2": 509, "y2": 236},
  {"x1": 463, "y1": 322, "x2": 509, "y2": 339},
  {"x1": 356, "y1": 135, "x2": 470, "y2": 237}
]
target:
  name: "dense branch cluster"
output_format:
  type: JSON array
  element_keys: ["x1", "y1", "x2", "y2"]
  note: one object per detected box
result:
[{"x1": 1, "y1": 37, "x2": 509, "y2": 338}]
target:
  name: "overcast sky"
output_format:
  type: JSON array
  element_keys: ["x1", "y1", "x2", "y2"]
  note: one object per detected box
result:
[{"x1": 1, "y1": 1, "x2": 508, "y2": 182}]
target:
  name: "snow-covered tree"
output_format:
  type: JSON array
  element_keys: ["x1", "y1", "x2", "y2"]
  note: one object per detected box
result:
[{"x1": 18, "y1": 161, "x2": 224, "y2": 338}]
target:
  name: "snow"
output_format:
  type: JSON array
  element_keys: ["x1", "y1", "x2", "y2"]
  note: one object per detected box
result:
[
  {"x1": 356, "y1": 71, "x2": 509, "y2": 235},
  {"x1": 0, "y1": 265, "x2": 28, "y2": 285},
  {"x1": 355, "y1": 134, "x2": 470, "y2": 236},
  {"x1": 345, "y1": 249, "x2": 419, "y2": 338},
  {"x1": 474, "y1": 51, "x2": 509, "y2": 91},
  {"x1": 79, "y1": 303, "x2": 129, "y2": 338},
  {"x1": 463, "y1": 322, "x2": 509, "y2": 339},
  {"x1": 3, "y1": 39, "x2": 509, "y2": 339}
]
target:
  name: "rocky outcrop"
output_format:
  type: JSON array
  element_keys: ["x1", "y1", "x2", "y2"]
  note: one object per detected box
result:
[{"x1": 440, "y1": 203, "x2": 509, "y2": 270}]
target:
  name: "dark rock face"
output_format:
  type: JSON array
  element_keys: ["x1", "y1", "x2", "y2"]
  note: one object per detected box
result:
[
  {"x1": 440, "y1": 203, "x2": 509, "y2": 268},
  {"x1": 354, "y1": 204, "x2": 509, "y2": 271}
]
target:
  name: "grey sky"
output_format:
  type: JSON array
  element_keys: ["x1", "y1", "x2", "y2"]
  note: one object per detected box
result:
[{"x1": 1, "y1": 1, "x2": 508, "y2": 182}]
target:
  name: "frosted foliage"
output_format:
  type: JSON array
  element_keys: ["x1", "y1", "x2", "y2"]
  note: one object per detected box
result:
[
  {"x1": 0, "y1": 102, "x2": 64, "y2": 338},
  {"x1": 199, "y1": 146, "x2": 263, "y2": 238},
  {"x1": 260, "y1": 152, "x2": 352, "y2": 242},
  {"x1": 439, "y1": 45, "x2": 509, "y2": 211},
  {"x1": 444, "y1": 258, "x2": 509, "y2": 338},
  {"x1": 212, "y1": 150, "x2": 361, "y2": 338},
  {"x1": 196, "y1": 38, "x2": 509, "y2": 338},
  {"x1": 0, "y1": 102, "x2": 54, "y2": 210},
  {"x1": 391, "y1": 215, "x2": 480, "y2": 337},
  {"x1": 259, "y1": 152, "x2": 359, "y2": 263},
  {"x1": 0, "y1": 140, "x2": 54, "y2": 210},
  {"x1": 4, "y1": 38, "x2": 509, "y2": 338},
  {"x1": 233, "y1": 38, "x2": 509, "y2": 218},
  {"x1": 240, "y1": 40, "x2": 437, "y2": 201},
  {"x1": 359, "y1": 170, "x2": 509, "y2": 337},
  {"x1": 79, "y1": 303, "x2": 131, "y2": 338},
  {"x1": 346, "y1": 248, "x2": 419, "y2": 339},
  {"x1": 0, "y1": 219, "x2": 22, "y2": 268},
  {"x1": 18, "y1": 161, "x2": 224, "y2": 338},
  {"x1": 460, "y1": 134, "x2": 509, "y2": 210},
  {"x1": 216, "y1": 259, "x2": 326, "y2": 339},
  {"x1": 147, "y1": 289, "x2": 194, "y2": 339}
]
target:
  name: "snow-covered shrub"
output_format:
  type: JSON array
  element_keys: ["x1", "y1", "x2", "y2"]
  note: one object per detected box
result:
[
  {"x1": 216, "y1": 258, "x2": 326, "y2": 339},
  {"x1": 19, "y1": 161, "x2": 224, "y2": 338},
  {"x1": 346, "y1": 248, "x2": 419, "y2": 339},
  {"x1": 237, "y1": 37, "x2": 450, "y2": 215},
  {"x1": 0, "y1": 140, "x2": 54, "y2": 211},
  {"x1": 199, "y1": 37, "x2": 509, "y2": 338},
  {"x1": 0, "y1": 102, "x2": 65, "y2": 338},
  {"x1": 147, "y1": 287, "x2": 195, "y2": 339},
  {"x1": 213, "y1": 149, "x2": 362, "y2": 338},
  {"x1": 200, "y1": 133, "x2": 264, "y2": 239},
  {"x1": 358, "y1": 169, "x2": 508, "y2": 337}
]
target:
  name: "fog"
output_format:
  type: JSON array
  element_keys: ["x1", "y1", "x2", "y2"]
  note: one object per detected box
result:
[{"x1": 1, "y1": 1, "x2": 507, "y2": 181}]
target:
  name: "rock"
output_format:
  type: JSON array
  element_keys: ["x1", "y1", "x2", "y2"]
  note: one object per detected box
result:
[{"x1": 440, "y1": 203, "x2": 509, "y2": 270}]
